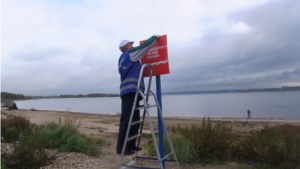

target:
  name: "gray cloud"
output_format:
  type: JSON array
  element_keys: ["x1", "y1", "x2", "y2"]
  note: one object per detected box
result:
[
  {"x1": 2, "y1": 0, "x2": 300, "y2": 95},
  {"x1": 161, "y1": 0, "x2": 300, "y2": 92},
  {"x1": 13, "y1": 47, "x2": 69, "y2": 62}
]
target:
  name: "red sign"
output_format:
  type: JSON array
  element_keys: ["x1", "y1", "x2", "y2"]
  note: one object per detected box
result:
[{"x1": 140, "y1": 35, "x2": 170, "y2": 77}]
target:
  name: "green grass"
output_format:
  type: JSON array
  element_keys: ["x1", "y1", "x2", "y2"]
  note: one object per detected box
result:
[
  {"x1": 169, "y1": 118, "x2": 234, "y2": 163},
  {"x1": 143, "y1": 118, "x2": 300, "y2": 168},
  {"x1": 142, "y1": 132, "x2": 158, "y2": 139},
  {"x1": 1, "y1": 114, "x2": 31, "y2": 142},
  {"x1": 165, "y1": 133, "x2": 194, "y2": 163},
  {"x1": 1, "y1": 158, "x2": 7, "y2": 169},
  {"x1": 38, "y1": 121, "x2": 101, "y2": 156},
  {"x1": 234, "y1": 124, "x2": 300, "y2": 169},
  {"x1": 1, "y1": 115, "x2": 105, "y2": 169},
  {"x1": 6, "y1": 131, "x2": 55, "y2": 169},
  {"x1": 143, "y1": 118, "x2": 234, "y2": 163}
]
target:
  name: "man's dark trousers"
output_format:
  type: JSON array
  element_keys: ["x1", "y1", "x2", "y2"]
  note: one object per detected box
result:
[{"x1": 116, "y1": 93, "x2": 141, "y2": 153}]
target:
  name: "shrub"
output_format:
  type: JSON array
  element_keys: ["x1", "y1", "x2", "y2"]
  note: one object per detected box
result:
[
  {"x1": 4, "y1": 127, "x2": 19, "y2": 141},
  {"x1": 143, "y1": 140, "x2": 157, "y2": 157},
  {"x1": 1, "y1": 157, "x2": 7, "y2": 169},
  {"x1": 171, "y1": 118, "x2": 234, "y2": 163},
  {"x1": 95, "y1": 138, "x2": 111, "y2": 146},
  {"x1": 143, "y1": 118, "x2": 234, "y2": 164},
  {"x1": 1, "y1": 99, "x2": 14, "y2": 107},
  {"x1": 236, "y1": 124, "x2": 300, "y2": 169},
  {"x1": 2, "y1": 115, "x2": 103, "y2": 168},
  {"x1": 58, "y1": 115, "x2": 82, "y2": 129},
  {"x1": 3, "y1": 125, "x2": 55, "y2": 168},
  {"x1": 39, "y1": 122, "x2": 101, "y2": 156},
  {"x1": 1, "y1": 115, "x2": 31, "y2": 142},
  {"x1": 142, "y1": 135, "x2": 192, "y2": 163},
  {"x1": 5, "y1": 132, "x2": 55, "y2": 169},
  {"x1": 142, "y1": 133, "x2": 160, "y2": 157},
  {"x1": 164, "y1": 133, "x2": 193, "y2": 163}
]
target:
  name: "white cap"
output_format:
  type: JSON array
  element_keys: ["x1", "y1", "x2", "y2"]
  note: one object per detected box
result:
[{"x1": 119, "y1": 40, "x2": 134, "y2": 48}]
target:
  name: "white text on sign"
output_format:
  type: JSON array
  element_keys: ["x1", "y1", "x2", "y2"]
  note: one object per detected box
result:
[{"x1": 146, "y1": 45, "x2": 167, "y2": 60}]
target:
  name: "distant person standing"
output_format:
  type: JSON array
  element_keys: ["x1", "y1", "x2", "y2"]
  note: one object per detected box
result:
[{"x1": 247, "y1": 109, "x2": 251, "y2": 119}]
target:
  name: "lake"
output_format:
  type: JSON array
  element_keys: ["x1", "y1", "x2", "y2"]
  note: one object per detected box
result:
[{"x1": 14, "y1": 91, "x2": 300, "y2": 119}]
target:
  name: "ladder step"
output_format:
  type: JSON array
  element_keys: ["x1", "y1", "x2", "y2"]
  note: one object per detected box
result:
[
  {"x1": 161, "y1": 151, "x2": 174, "y2": 161},
  {"x1": 135, "y1": 104, "x2": 157, "y2": 110},
  {"x1": 120, "y1": 160, "x2": 137, "y2": 169},
  {"x1": 128, "y1": 134, "x2": 142, "y2": 141},
  {"x1": 148, "y1": 105, "x2": 157, "y2": 108},
  {"x1": 130, "y1": 120, "x2": 144, "y2": 126},
  {"x1": 122, "y1": 164, "x2": 160, "y2": 169},
  {"x1": 135, "y1": 156, "x2": 177, "y2": 162}
]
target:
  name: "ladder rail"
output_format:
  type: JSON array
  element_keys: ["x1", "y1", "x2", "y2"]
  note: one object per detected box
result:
[
  {"x1": 118, "y1": 95, "x2": 138, "y2": 168},
  {"x1": 150, "y1": 90, "x2": 181, "y2": 169},
  {"x1": 140, "y1": 91, "x2": 164, "y2": 169},
  {"x1": 118, "y1": 62, "x2": 181, "y2": 169},
  {"x1": 118, "y1": 63, "x2": 154, "y2": 168},
  {"x1": 136, "y1": 64, "x2": 154, "y2": 155}
]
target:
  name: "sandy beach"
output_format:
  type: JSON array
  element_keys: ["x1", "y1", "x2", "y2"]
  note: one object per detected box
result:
[{"x1": 2, "y1": 108, "x2": 300, "y2": 169}]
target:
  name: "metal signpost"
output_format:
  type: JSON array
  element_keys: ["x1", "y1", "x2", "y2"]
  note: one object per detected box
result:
[{"x1": 140, "y1": 35, "x2": 170, "y2": 168}]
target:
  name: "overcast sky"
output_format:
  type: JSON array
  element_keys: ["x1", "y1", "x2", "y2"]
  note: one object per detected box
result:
[{"x1": 1, "y1": 0, "x2": 300, "y2": 96}]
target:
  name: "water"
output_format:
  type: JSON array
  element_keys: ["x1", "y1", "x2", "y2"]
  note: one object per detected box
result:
[{"x1": 14, "y1": 91, "x2": 300, "y2": 119}]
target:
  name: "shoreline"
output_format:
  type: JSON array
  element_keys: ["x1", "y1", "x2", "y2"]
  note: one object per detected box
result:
[
  {"x1": 4, "y1": 108, "x2": 300, "y2": 136},
  {"x1": 9, "y1": 108, "x2": 300, "y2": 123}
]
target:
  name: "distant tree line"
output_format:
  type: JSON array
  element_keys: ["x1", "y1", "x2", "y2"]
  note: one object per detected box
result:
[
  {"x1": 235, "y1": 86, "x2": 300, "y2": 92},
  {"x1": 29, "y1": 93, "x2": 119, "y2": 99},
  {"x1": 163, "y1": 86, "x2": 300, "y2": 95},
  {"x1": 1, "y1": 92, "x2": 32, "y2": 100},
  {"x1": 1, "y1": 92, "x2": 31, "y2": 108},
  {"x1": 1, "y1": 92, "x2": 119, "y2": 100},
  {"x1": 3, "y1": 86, "x2": 299, "y2": 100}
]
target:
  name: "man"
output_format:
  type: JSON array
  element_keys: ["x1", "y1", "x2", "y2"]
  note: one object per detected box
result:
[{"x1": 117, "y1": 35, "x2": 159, "y2": 155}]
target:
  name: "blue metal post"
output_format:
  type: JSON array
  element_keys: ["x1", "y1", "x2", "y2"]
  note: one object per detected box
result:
[{"x1": 156, "y1": 75, "x2": 165, "y2": 168}]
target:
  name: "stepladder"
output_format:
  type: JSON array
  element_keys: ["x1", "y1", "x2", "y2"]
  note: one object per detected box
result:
[{"x1": 118, "y1": 63, "x2": 181, "y2": 169}]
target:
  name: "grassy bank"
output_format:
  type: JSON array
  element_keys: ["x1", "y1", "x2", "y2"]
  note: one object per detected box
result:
[
  {"x1": 143, "y1": 118, "x2": 300, "y2": 169},
  {"x1": 2, "y1": 113, "x2": 300, "y2": 169},
  {"x1": 1, "y1": 114, "x2": 105, "y2": 169}
]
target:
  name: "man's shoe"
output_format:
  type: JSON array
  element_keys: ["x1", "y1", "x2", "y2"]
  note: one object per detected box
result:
[
  {"x1": 130, "y1": 146, "x2": 142, "y2": 151},
  {"x1": 117, "y1": 149, "x2": 135, "y2": 156}
]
